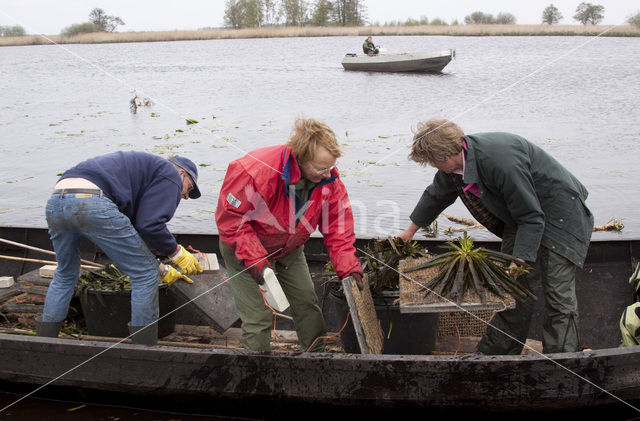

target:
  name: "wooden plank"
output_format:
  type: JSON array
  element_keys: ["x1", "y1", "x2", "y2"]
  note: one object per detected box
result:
[
  {"x1": 1, "y1": 303, "x2": 43, "y2": 313},
  {"x1": 340, "y1": 275, "x2": 383, "y2": 354},
  {"x1": 400, "y1": 301, "x2": 514, "y2": 314},
  {"x1": 17, "y1": 269, "x2": 54, "y2": 287},
  {"x1": 196, "y1": 253, "x2": 219, "y2": 272},
  {"x1": 341, "y1": 276, "x2": 369, "y2": 353},
  {"x1": 0, "y1": 286, "x2": 22, "y2": 303}
]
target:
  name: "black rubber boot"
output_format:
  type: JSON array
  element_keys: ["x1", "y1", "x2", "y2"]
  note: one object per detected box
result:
[
  {"x1": 35, "y1": 316, "x2": 62, "y2": 338},
  {"x1": 127, "y1": 322, "x2": 158, "y2": 346}
]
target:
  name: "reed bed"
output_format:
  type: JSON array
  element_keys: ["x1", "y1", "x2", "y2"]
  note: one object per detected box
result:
[{"x1": 1, "y1": 24, "x2": 638, "y2": 47}]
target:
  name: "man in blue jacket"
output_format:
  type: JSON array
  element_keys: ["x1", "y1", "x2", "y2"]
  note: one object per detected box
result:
[
  {"x1": 37, "y1": 151, "x2": 203, "y2": 345},
  {"x1": 398, "y1": 118, "x2": 594, "y2": 355}
]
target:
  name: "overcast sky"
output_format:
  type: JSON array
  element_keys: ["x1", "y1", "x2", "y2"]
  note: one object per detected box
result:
[{"x1": 0, "y1": 0, "x2": 635, "y2": 35}]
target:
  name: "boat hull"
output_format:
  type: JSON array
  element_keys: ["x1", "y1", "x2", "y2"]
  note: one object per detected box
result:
[
  {"x1": 341, "y1": 50, "x2": 454, "y2": 73},
  {"x1": 0, "y1": 226, "x2": 639, "y2": 416},
  {"x1": 2, "y1": 334, "x2": 640, "y2": 417}
]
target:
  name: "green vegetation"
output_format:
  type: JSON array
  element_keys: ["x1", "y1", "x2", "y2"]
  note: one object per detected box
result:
[
  {"x1": 88, "y1": 7, "x2": 125, "y2": 32},
  {"x1": 61, "y1": 7, "x2": 124, "y2": 36},
  {"x1": 224, "y1": 0, "x2": 366, "y2": 28},
  {"x1": 360, "y1": 237, "x2": 431, "y2": 296},
  {"x1": 464, "y1": 11, "x2": 517, "y2": 24},
  {"x1": 573, "y1": 2, "x2": 605, "y2": 25},
  {"x1": 0, "y1": 25, "x2": 26, "y2": 37},
  {"x1": 61, "y1": 22, "x2": 105, "y2": 36},
  {"x1": 629, "y1": 11, "x2": 640, "y2": 28},
  {"x1": 79, "y1": 264, "x2": 131, "y2": 291},
  {"x1": 402, "y1": 235, "x2": 535, "y2": 305},
  {"x1": 542, "y1": 4, "x2": 563, "y2": 25}
]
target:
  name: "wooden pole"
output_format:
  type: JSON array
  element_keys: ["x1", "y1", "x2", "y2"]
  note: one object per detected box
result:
[
  {"x1": 0, "y1": 254, "x2": 102, "y2": 270},
  {"x1": 0, "y1": 237, "x2": 103, "y2": 268}
]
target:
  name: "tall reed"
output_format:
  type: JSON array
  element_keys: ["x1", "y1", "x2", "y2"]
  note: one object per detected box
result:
[{"x1": 1, "y1": 24, "x2": 638, "y2": 47}]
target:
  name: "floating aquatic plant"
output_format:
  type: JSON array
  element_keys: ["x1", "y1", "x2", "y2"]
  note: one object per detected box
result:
[
  {"x1": 402, "y1": 234, "x2": 535, "y2": 304},
  {"x1": 593, "y1": 218, "x2": 624, "y2": 232}
]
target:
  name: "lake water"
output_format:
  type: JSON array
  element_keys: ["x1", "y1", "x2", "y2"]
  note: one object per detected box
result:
[{"x1": 1, "y1": 35, "x2": 639, "y2": 242}]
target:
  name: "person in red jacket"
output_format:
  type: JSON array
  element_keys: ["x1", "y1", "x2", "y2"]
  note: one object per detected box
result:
[{"x1": 215, "y1": 117, "x2": 363, "y2": 352}]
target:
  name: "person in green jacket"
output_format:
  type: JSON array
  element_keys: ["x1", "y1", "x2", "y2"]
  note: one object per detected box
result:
[
  {"x1": 363, "y1": 36, "x2": 379, "y2": 55},
  {"x1": 397, "y1": 118, "x2": 594, "y2": 355}
]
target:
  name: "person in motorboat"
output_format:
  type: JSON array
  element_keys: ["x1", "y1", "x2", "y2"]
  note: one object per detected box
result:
[
  {"x1": 36, "y1": 151, "x2": 203, "y2": 345},
  {"x1": 362, "y1": 36, "x2": 379, "y2": 55},
  {"x1": 215, "y1": 117, "x2": 363, "y2": 352},
  {"x1": 397, "y1": 118, "x2": 594, "y2": 355}
]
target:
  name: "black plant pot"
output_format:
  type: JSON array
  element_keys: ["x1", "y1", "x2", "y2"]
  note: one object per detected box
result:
[
  {"x1": 79, "y1": 283, "x2": 176, "y2": 338},
  {"x1": 327, "y1": 289, "x2": 438, "y2": 355}
]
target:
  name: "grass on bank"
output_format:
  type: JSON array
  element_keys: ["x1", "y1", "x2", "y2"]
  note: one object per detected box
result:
[{"x1": 1, "y1": 24, "x2": 638, "y2": 46}]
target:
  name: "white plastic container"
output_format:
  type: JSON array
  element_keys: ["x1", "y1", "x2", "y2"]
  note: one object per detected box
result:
[
  {"x1": 260, "y1": 268, "x2": 290, "y2": 312},
  {"x1": 0, "y1": 276, "x2": 15, "y2": 288}
]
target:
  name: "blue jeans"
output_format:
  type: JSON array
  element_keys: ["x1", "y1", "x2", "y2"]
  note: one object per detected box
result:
[{"x1": 42, "y1": 192, "x2": 160, "y2": 326}]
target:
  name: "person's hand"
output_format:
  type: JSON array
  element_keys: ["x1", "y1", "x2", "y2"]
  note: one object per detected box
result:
[
  {"x1": 171, "y1": 245, "x2": 203, "y2": 275},
  {"x1": 248, "y1": 260, "x2": 271, "y2": 285},
  {"x1": 507, "y1": 258, "x2": 526, "y2": 279},
  {"x1": 397, "y1": 222, "x2": 420, "y2": 243},
  {"x1": 350, "y1": 272, "x2": 364, "y2": 290},
  {"x1": 396, "y1": 231, "x2": 413, "y2": 243},
  {"x1": 161, "y1": 265, "x2": 194, "y2": 285}
]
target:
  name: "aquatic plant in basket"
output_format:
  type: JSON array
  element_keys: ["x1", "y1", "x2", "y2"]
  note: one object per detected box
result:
[
  {"x1": 323, "y1": 237, "x2": 431, "y2": 297},
  {"x1": 402, "y1": 234, "x2": 536, "y2": 305},
  {"x1": 361, "y1": 237, "x2": 431, "y2": 296}
]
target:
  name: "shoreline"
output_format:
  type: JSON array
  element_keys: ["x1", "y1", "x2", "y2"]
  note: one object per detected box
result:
[{"x1": 1, "y1": 24, "x2": 638, "y2": 46}]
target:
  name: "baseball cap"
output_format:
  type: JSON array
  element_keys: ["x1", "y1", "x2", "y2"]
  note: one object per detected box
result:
[{"x1": 169, "y1": 155, "x2": 201, "y2": 199}]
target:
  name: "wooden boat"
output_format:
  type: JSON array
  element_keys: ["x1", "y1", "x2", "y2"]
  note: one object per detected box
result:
[
  {"x1": 0, "y1": 226, "x2": 639, "y2": 419},
  {"x1": 341, "y1": 49, "x2": 455, "y2": 73}
]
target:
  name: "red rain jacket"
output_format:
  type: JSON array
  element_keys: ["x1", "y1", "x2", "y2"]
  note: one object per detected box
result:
[{"x1": 215, "y1": 145, "x2": 362, "y2": 279}]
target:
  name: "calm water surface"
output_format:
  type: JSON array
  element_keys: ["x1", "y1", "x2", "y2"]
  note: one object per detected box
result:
[{"x1": 1, "y1": 35, "x2": 639, "y2": 241}]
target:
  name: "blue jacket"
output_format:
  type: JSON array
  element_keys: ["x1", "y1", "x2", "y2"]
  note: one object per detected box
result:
[{"x1": 60, "y1": 151, "x2": 182, "y2": 255}]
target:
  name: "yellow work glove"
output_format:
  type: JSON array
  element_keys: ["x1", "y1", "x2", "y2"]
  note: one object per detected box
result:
[
  {"x1": 170, "y1": 245, "x2": 203, "y2": 275},
  {"x1": 161, "y1": 265, "x2": 194, "y2": 286}
]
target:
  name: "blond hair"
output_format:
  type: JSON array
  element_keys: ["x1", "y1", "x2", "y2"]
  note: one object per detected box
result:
[
  {"x1": 409, "y1": 118, "x2": 464, "y2": 165},
  {"x1": 286, "y1": 117, "x2": 342, "y2": 164}
]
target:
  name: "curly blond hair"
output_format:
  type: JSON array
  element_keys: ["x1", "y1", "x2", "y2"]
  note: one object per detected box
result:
[
  {"x1": 286, "y1": 117, "x2": 342, "y2": 164},
  {"x1": 409, "y1": 118, "x2": 464, "y2": 165}
]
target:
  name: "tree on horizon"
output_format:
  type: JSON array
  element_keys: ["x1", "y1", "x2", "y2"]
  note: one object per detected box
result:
[
  {"x1": 629, "y1": 11, "x2": 640, "y2": 28},
  {"x1": 573, "y1": 2, "x2": 605, "y2": 25},
  {"x1": 464, "y1": 11, "x2": 495, "y2": 24},
  {"x1": 281, "y1": 0, "x2": 308, "y2": 26},
  {"x1": 495, "y1": 12, "x2": 516, "y2": 24},
  {"x1": 542, "y1": 4, "x2": 563, "y2": 25},
  {"x1": 88, "y1": 8, "x2": 125, "y2": 32}
]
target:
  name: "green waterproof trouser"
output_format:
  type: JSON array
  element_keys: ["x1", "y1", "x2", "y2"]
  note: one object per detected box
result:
[
  {"x1": 477, "y1": 229, "x2": 580, "y2": 355},
  {"x1": 219, "y1": 240, "x2": 326, "y2": 352}
]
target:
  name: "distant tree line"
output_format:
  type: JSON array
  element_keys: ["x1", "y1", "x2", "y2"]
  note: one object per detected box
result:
[
  {"x1": 464, "y1": 11, "x2": 517, "y2": 24},
  {"x1": 223, "y1": 0, "x2": 367, "y2": 28},
  {"x1": 0, "y1": 25, "x2": 26, "y2": 36}
]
